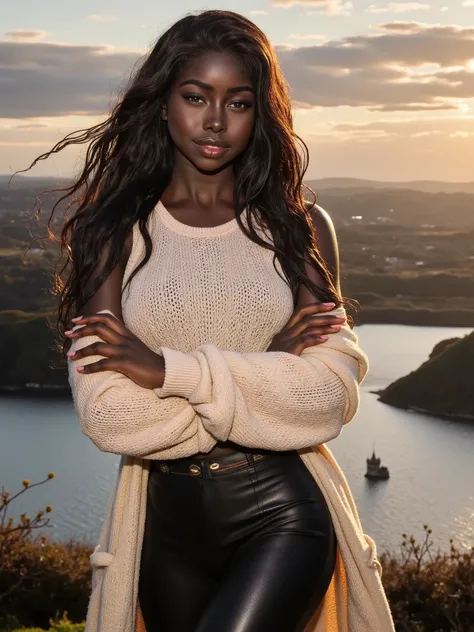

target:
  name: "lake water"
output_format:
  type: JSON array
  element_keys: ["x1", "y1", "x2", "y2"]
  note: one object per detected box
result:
[{"x1": 1, "y1": 323, "x2": 473, "y2": 554}]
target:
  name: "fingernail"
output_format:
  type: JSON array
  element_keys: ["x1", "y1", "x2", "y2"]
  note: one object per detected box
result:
[
  {"x1": 323, "y1": 302, "x2": 335, "y2": 306},
  {"x1": 77, "y1": 366, "x2": 85, "y2": 372},
  {"x1": 71, "y1": 316, "x2": 83, "y2": 322},
  {"x1": 320, "y1": 335, "x2": 329, "y2": 340},
  {"x1": 64, "y1": 330, "x2": 73, "y2": 335},
  {"x1": 66, "y1": 351, "x2": 75, "y2": 357}
]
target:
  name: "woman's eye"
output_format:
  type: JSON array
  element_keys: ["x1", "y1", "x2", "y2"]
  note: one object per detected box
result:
[
  {"x1": 184, "y1": 94, "x2": 204, "y2": 104},
  {"x1": 230, "y1": 101, "x2": 253, "y2": 110},
  {"x1": 183, "y1": 95, "x2": 253, "y2": 110}
]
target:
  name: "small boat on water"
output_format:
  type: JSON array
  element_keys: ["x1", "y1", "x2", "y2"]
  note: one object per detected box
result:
[{"x1": 365, "y1": 450, "x2": 390, "y2": 479}]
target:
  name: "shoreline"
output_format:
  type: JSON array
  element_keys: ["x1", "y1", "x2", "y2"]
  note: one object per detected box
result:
[
  {"x1": 371, "y1": 390, "x2": 474, "y2": 423},
  {"x1": 351, "y1": 308, "x2": 474, "y2": 328},
  {"x1": 0, "y1": 385, "x2": 71, "y2": 398},
  {"x1": 2, "y1": 317, "x2": 472, "y2": 399}
]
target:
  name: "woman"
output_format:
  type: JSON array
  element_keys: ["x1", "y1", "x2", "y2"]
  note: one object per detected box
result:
[{"x1": 21, "y1": 9, "x2": 394, "y2": 632}]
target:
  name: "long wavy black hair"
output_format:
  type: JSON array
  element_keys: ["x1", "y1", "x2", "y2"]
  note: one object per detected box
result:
[{"x1": 16, "y1": 9, "x2": 353, "y2": 355}]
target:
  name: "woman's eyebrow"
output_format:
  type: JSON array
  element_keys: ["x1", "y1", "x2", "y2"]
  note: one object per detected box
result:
[{"x1": 179, "y1": 79, "x2": 255, "y2": 94}]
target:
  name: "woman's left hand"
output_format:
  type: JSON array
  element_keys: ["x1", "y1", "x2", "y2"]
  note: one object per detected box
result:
[{"x1": 65, "y1": 312, "x2": 165, "y2": 390}]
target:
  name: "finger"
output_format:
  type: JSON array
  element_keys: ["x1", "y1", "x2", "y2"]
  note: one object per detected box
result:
[
  {"x1": 287, "y1": 318, "x2": 337, "y2": 338},
  {"x1": 289, "y1": 332, "x2": 326, "y2": 356},
  {"x1": 304, "y1": 326, "x2": 339, "y2": 338},
  {"x1": 305, "y1": 314, "x2": 345, "y2": 327},
  {"x1": 69, "y1": 342, "x2": 122, "y2": 360},
  {"x1": 76, "y1": 357, "x2": 126, "y2": 374},
  {"x1": 70, "y1": 313, "x2": 128, "y2": 337},
  {"x1": 286, "y1": 302, "x2": 335, "y2": 328},
  {"x1": 299, "y1": 332, "x2": 329, "y2": 350},
  {"x1": 66, "y1": 323, "x2": 123, "y2": 344}
]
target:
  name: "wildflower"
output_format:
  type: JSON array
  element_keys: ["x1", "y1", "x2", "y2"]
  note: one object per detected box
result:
[
  {"x1": 22, "y1": 479, "x2": 30, "y2": 488},
  {"x1": 45, "y1": 505, "x2": 53, "y2": 513},
  {"x1": 47, "y1": 472, "x2": 55, "y2": 479}
]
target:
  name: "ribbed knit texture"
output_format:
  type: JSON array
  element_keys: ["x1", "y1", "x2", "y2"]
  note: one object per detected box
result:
[{"x1": 68, "y1": 199, "x2": 395, "y2": 632}]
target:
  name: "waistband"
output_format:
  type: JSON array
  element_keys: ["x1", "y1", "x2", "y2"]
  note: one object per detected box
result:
[{"x1": 150, "y1": 448, "x2": 297, "y2": 479}]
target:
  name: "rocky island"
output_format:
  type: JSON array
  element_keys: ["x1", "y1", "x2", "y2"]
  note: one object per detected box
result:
[{"x1": 377, "y1": 331, "x2": 474, "y2": 421}]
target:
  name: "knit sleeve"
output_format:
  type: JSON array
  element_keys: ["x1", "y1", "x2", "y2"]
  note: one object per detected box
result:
[
  {"x1": 155, "y1": 307, "x2": 369, "y2": 450},
  {"x1": 67, "y1": 328, "x2": 216, "y2": 459}
]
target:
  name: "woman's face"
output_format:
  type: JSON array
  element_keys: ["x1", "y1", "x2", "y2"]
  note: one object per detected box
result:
[{"x1": 162, "y1": 51, "x2": 256, "y2": 172}]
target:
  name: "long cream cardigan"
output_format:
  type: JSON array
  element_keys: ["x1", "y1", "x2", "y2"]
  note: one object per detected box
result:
[{"x1": 69, "y1": 309, "x2": 395, "y2": 632}]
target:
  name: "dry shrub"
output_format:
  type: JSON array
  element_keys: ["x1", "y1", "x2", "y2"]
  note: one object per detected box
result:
[
  {"x1": 0, "y1": 477, "x2": 91, "y2": 630},
  {"x1": 381, "y1": 525, "x2": 474, "y2": 631}
]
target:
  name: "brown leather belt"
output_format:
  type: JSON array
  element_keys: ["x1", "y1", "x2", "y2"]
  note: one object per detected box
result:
[{"x1": 151, "y1": 450, "x2": 268, "y2": 479}]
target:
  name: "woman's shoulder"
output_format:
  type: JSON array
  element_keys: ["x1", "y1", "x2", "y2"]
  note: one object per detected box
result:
[
  {"x1": 304, "y1": 200, "x2": 332, "y2": 226},
  {"x1": 303, "y1": 200, "x2": 340, "y2": 294}
]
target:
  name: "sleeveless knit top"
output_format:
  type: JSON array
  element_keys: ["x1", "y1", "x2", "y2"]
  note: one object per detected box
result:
[{"x1": 121, "y1": 200, "x2": 295, "y2": 355}]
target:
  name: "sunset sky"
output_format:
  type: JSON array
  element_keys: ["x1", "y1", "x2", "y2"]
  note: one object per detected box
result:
[{"x1": 2, "y1": 0, "x2": 474, "y2": 181}]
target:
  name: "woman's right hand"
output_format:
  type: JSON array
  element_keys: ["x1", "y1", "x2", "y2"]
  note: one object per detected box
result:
[{"x1": 266, "y1": 302, "x2": 346, "y2": 356}]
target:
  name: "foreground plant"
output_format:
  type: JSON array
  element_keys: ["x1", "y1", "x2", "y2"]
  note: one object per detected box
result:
[
  {"x1": 0, "y1": 474, "x2": 55, "y2": 605},
  {"x1": 381, "y1": 525, "x2": 474, "y2": 631}
]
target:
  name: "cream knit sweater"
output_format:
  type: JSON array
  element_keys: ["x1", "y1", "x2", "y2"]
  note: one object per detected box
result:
[{"x1": 68, "y1": 200, "x2": 395, "y2": 632}]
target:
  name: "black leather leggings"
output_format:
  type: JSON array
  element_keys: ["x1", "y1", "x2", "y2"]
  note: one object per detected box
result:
[{"x1": 139, "y1": 448, "x2": 337, "y2": 632}]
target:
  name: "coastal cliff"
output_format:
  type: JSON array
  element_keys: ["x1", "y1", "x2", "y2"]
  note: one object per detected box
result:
[{"x1": 378, "y1": 331, "x2": 474, "y2": 421}]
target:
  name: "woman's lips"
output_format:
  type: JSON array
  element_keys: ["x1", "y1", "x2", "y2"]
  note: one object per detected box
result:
[{"x1": 194, "y1": 142, "x2": 229, "y2": 158}]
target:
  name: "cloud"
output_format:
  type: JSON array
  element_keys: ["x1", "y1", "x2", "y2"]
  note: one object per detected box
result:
[
  {"x1": 248, "y1": 10, "x2": 269, "y2": 15},
  {"x1": 289, "y1": 33, "x2": 326, "y2": 39},
  {"x1": 462, "y1": 1, "x2": 474, "y2": 6},
  {"x1": 366, "y1": 3, "x2": 431, "y2": 13},
  {"x1": 300, "y1": 116, "x2": 474, "y2": 156},
  {"x1": 375, "y1": 21, "x2": 427, "y2": 31},
  {"x1": 2, "y1": 22, "x2": 474, "y2": 119},
  {"x1": 15, "y1": 123, "x2": 49, "y2": 129},
  {"x1": 326, "y1": 117, "x2": 474, "y2": 137},
  {"x1": 273, "y1": 0, "x2": 353, "y2": 15},
  {"x1": 277, "y1": 22, "x2": 474, "y2": 110},
  {"x1": 5, "y1": 30, "x2": 48, "y2": 41},
  {"x1": 368, "y1": 102, "x2": 459, "y2": 111},
  {"x1": 0, "y1": 39, "x2": 143, "y2": 118},
  {"x1": 85, "y1": 14, "x2": 117, "y2": 23},
  {"x1": 301, "y1": 119, "x2": 474, "y2": 180}
]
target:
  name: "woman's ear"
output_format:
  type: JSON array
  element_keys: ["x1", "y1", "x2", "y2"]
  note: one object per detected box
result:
[{"x1": 161, "y1": 103, "x2": 168, "y2": 121}]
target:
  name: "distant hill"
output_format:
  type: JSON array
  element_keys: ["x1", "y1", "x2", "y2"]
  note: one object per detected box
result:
[
  {"x1": 306, "y1": 178, "x2": 474, "y2": 195},
  {"x1": 377, "y1": 331, "x2": 474, "y2": 421},
  {"x1": 3, "y1": 174, "x2": 474, "y2": 195},
  {"x1": 0, "y1": 174, "x2": 70, "y2": 190}
]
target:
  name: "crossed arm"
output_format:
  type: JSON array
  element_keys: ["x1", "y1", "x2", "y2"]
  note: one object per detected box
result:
[{"x1": 67, "y1": 206, "x2": 367, "y2": 459}]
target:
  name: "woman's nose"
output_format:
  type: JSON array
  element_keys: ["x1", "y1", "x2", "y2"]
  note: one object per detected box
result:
[{"x1": 204, "y1": 106, "x2": 226, "y2": 133}]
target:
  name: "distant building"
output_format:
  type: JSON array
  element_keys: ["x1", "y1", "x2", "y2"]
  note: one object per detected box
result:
[{"x1": 365, "y1": 450, "x2": 390, "y2": 479}]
